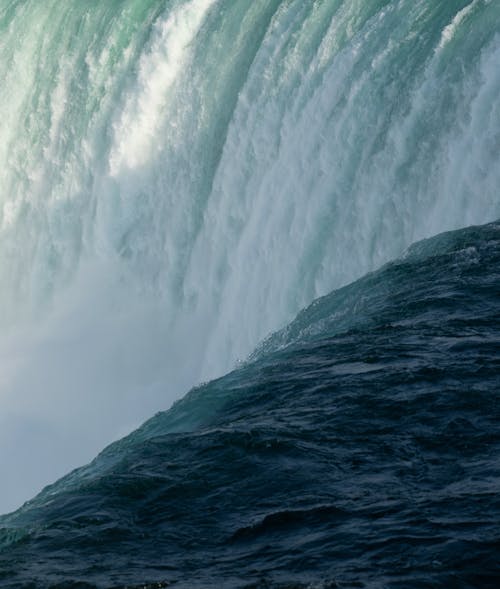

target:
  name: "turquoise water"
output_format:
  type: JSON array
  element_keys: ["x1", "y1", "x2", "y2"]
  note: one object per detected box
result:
[{"x1": 0, "y1": 0, "x2": 499, "y2": 515}]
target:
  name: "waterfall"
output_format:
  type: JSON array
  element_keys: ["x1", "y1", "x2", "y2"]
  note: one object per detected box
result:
[{"x1": 0, "y1": 0, "x2": 498, "y2": 513}]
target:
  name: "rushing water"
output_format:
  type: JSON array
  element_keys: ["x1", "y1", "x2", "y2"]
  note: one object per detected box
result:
[
  {"x1": 0, "y1": 0, "x2": 499, "y2": 556},
  {"x1": 1, "y1": 221, "x2": 499, "y2": 588}
]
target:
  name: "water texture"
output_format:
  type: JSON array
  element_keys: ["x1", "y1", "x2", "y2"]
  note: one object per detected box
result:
[
  {"x1": 0, "y1": 2, "x2": 500, "y2": 586},
  {"x1": 0, "y1": 221, "x2": 499, "y2": 588}
]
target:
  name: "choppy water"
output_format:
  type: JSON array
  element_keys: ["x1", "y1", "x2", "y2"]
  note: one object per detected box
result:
[{"x1": 1, "y1": 221, "x2": 499, "y2": 588}]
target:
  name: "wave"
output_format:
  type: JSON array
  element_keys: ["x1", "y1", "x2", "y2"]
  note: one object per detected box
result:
[{"x1": 1, "y1": 220, "x2": 499, "y2": 587}]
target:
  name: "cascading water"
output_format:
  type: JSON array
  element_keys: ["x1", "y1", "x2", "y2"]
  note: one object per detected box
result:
[{"x1": 0, "y1": 0, "x2": 499, "y2": 513}]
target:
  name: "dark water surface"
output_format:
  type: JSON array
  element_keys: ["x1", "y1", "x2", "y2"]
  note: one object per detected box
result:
[{"x1": 1, "y1": 222, "x2": 499, "y2": 588}]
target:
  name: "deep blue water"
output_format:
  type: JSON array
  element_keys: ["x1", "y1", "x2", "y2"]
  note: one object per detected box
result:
[{"x1": 1, "y1": 221, "x2": 499, "y2": 588}]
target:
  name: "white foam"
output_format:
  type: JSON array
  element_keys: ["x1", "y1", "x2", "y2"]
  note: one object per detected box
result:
[
  {"x1": 109, "y1": 0, "x2": 217, "y2": 175},
  {"x1": 438, "y1": 0, "x2": 480, "y2": 51}
]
